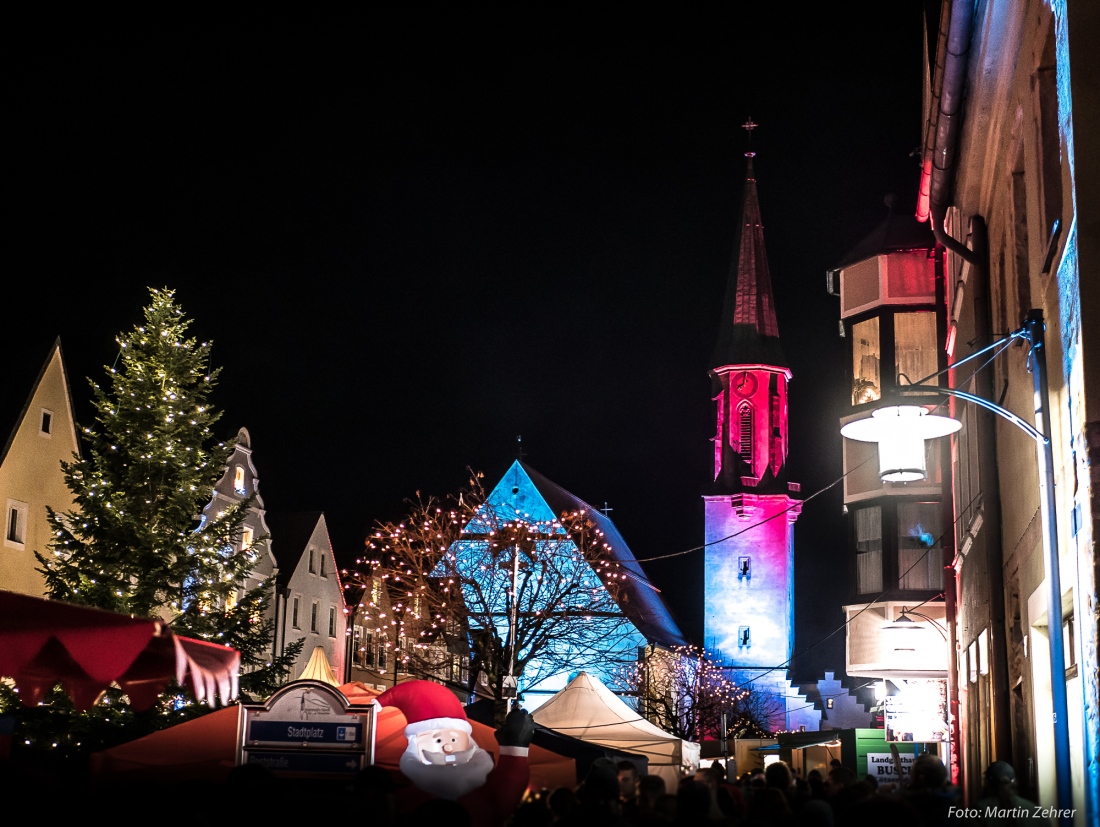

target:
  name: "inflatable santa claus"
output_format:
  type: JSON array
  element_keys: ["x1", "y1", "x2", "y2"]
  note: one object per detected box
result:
[{"x1": 377, "y1": 680, "x2": 534, "y2": 826}]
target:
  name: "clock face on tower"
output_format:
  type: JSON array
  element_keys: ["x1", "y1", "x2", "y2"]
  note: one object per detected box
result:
[{"x1": 733, "y1": 371, "x2": 758, "y2": 397}]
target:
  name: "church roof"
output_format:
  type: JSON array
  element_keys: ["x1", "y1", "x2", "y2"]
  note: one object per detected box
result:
[
  {"x1": 711, "y1": 157, "x2": 786, "y2": 370},
  {"x1": 481, "y1": 461, "x2": 686, "y2": 651},
  {"x1": 477, "y1": 462, "x2": 690, "y2": 650}
]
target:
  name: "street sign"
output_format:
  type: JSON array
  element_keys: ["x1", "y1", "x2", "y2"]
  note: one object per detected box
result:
[{"x1": 240, "y1": 680, "x2": 376, "y2": 778}]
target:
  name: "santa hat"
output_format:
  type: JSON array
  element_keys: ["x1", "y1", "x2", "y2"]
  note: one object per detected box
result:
[{"x1": 377, "y1": 679, "x2": 472, "y2": 738}]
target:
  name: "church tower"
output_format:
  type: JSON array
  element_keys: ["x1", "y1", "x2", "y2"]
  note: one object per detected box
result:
[{"x1": 704, "y1": 149, "x2": 803, "y2": 682}]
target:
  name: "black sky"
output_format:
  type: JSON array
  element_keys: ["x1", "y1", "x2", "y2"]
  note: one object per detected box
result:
[{"x1": 7, "y1": 8, "x2": 927, "y2": 681}]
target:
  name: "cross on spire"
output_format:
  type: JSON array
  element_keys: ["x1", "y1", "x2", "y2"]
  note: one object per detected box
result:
[{"x1": 742, "y1": 117, "x2": 758, "y2": 159}]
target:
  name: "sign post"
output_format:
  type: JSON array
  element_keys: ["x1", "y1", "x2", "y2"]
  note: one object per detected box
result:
[{"x1": 239, "y1": 680, "x2": 376, "y2": 780}]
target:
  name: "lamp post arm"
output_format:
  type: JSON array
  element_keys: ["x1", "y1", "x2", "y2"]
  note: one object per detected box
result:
[
  {"x1": 898, "y1": 386, "x2": 1047, "y2": 445},
  {"x1": 901, "y1": 610, "x2": 949, "y2": 640},
  {"x1": 898, "y1": 328, "x2": 1026, "y2": 389}
]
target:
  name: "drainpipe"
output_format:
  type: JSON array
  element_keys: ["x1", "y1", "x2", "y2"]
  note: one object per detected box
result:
[
  {"x1": 924, "y1": 0, "x2": 979, "y2": 269},
  {"x1": 919, "y1": 0, "x2": 977, "y2": 794}
]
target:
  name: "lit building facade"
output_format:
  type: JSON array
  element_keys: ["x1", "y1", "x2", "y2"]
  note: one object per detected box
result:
[
  {"x1": 912, "y1": 0, "x2": 1098, "y2": 820},
  {"x1": 836, "y1": 1, "x2": 1098, "y2": 821},
  {"x1": 1, "y1": 339, "x2": 80, "y2": 597}
]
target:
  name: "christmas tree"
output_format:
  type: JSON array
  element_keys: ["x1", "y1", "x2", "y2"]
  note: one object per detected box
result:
[{"x1": 35, "y1": 287, "x2": 298, "y2": 699}]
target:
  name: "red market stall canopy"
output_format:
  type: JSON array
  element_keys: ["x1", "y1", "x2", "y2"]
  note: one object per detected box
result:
[
  {"x1": 93, "y1": 683, "x2": 576, "y2": 790},
  {"x1": 0, "y1": 589, "x2": 240, "y2": 710}
]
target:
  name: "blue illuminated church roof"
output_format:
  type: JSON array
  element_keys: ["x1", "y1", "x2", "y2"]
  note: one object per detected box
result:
[{"x1": 472, "y1": 461, "x2": 690, "y2": 650}]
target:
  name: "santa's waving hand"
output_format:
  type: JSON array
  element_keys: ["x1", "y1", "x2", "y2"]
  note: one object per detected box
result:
[{"x1": 377, "y1": 680, "x2": 534, "y2": 827}]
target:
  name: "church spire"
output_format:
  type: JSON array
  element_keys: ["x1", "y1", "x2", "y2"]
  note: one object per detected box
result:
[{"x1": 711, "y1": 128, "x2": 786, "y2": 370}]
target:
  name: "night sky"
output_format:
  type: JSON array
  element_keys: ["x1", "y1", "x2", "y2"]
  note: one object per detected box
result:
[{"x1": 8, "y1": 8, "x2": 927, "y2": 682}]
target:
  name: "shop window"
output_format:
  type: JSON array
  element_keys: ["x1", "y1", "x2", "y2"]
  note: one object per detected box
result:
[
  {"x1": 855, "y1": 506, "x2": 883, "y2": 594},
  {"x1": 894, "y1": 312, "x2": 938, "y2": 387},
  {"x1": 851, "y1": 317, "x2": 881, "y2": 404}
]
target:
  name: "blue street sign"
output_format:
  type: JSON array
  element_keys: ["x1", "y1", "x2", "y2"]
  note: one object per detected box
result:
[{"x1": 248, "y1": 719, "x2": 362, "y2": 746}]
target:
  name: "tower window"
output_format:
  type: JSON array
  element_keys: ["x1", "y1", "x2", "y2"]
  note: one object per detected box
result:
[
  {"x1": 827, "y1": 697, "x2": 834, "y2": 709},
  {"x1": 737, "y1": 403, "x2": 753, "y2": 465},
  {"x1": 40, "y1": 409, "x2": 53, "y2": 436},
  {"x1": 855, "y1": 506, "x2": 883, "y2": 594},
  {"x1": 894, "y1": 312, "x2": 938, "y2": 387},
  {"x1": 738, "y1": 626, "x2": 751, "y2": 647},
  {"x1": 897, "y1": 502, "x2": 944, "y2": 590},
  {"x1": 851, "y1": 317, "x2": 881, "y2": 404},
  {"x1": 738, "y1": 557, "x2": 751, "y2": 578}
]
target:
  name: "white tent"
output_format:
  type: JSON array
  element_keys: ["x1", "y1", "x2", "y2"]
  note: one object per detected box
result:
[{"x1": 531, "y1": 671, "x2": 700, "y2": 786}]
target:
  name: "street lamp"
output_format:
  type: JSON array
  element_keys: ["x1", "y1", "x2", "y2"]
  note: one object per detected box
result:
[
  {"x1": 840, "y1": 308, "x2": 1073, "y2": 819},
  {"x1": 882, "y1": 607, "x2": 948, "y2": 640}
]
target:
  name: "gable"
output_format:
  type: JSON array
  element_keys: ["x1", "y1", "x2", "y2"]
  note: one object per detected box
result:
[{"x1": 460, "y1": 462, "x2": 689, "y2": 649}]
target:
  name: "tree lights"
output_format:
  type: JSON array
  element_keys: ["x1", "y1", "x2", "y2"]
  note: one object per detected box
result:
[
  {"x1": 343, "y1": 472, "x2": 638, "y2": 709},
  {"x1": 32, "y1": 288, "x2": 296, "y2": 705}
]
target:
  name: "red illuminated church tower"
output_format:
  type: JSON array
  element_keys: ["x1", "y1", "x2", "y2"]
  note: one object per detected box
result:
[{"x1": 704, "y1": 150, "x2": 813, "y2": 730}]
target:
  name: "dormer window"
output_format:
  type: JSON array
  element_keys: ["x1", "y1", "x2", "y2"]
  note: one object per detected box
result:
[
  {"x1": 308, "y1": 548, "x2": 316, "y2": 574},
  {"x1": 233, "y1": 466, "x2": 246, "y2": 495}
]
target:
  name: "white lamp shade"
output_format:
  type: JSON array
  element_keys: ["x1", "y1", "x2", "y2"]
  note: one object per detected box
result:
[{"x1": 841, "y1": 405, "x2": 961, "y2": 482}]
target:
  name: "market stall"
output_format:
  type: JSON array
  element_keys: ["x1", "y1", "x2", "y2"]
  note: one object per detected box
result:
[
  {"x1": 0, "y1": 589, "x2": 240, "y2": 710},
  {"x1": 531, "y1": 671, "x2": 699, "y2": 786}
]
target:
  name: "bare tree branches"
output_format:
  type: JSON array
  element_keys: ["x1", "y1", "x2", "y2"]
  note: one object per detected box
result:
[
  {"x1": 627, "y1": 645, "x2": 780, "y2": 741},
  {"x1": 343, "y1": 472, "x2": 640, "y2": 699}
]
